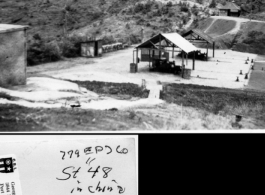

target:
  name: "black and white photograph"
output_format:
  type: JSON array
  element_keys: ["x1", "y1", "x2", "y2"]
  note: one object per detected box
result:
[
  {"x1": 0, "y1": 0, "x2": 265, "y2": 131},
  {"x1": 0, "y1": 135, "x2": 138, "y2": 195}
]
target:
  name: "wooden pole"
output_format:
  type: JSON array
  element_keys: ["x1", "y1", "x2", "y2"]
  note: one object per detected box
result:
[
  {"x1": 159, "y1": 34, "x2": 161, "y2": 59},
  {"x1": 186, "y1": 52, "x2": 188, "y2": 66},
  {"x1": 193, "y1": 51, "x2": 195, "y2": 70},
  {"x1": 182, "y1": 51, "x2": 184, "y2": 65},
  {"x1": 136, "y1": 49, "x2": 138, "y2": 72},
  {"x1": 133, "y1": 50, "x2": 135, "y2": 63},
  {"x1": 213, "y1": 42, "x2": 215, "y2": 57},
  {"x1": 206, "y1": 42, "x2": 209, "y2": 61},
  {"x1": 148, "y1": 49, "x2": 150, "y2": 68},
  {"x1": 172, "y1": 46, "x2": 174, "y2": 58}
]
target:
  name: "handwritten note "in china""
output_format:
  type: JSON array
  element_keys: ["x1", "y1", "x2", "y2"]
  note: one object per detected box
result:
[{"x1": 0, "y1": 137, "x2": 137, "y2": 195}]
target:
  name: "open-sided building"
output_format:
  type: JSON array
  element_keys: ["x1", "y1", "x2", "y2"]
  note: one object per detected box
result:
[
  {"x1": 133, "y1": 33, "x2": 198, "y2": 74},
  {"x1": 182, "y1": 29, "x2": 215, "y2": 60}
]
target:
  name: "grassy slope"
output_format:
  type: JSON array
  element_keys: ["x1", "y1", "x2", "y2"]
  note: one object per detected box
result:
[
  {"x1": 196, "y1": 17, "x2": 265, "y2": 51},
  {"x1": 161, "y1": 83, "x2": 265, "y2": 129},
  {"x1": 233, "y1": 22, "x2": 265, "y2": 54},
  {"x1": 0, "y1": 103, "x2": 235, "y2": 131},
  {"x1": 206, "y1": 19, "x2": 236, "y2": 37},
  {"x1": 197, "y1": 17, "x2": 214, "y2": 31}
]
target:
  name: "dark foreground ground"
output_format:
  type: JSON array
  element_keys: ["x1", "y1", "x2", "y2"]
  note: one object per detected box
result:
[{"x1": 1, "y1": 81, "x2": 265, "y2": 131}]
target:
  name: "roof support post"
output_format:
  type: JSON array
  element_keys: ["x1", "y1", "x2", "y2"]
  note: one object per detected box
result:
[
  {"x1": 172, "y1": 46, "x2": 174, "y2": 58},
  {"x1": 148, "y1": 49, "x2": 151, "y2": 69},
  {"x1": 193, "y1": 51, "x2": 195, "y2": 70},
  {"x1": 136, "y1": 49, "x2": 138, "y2": 72},
  {"x1": 206, "y1": 42, "x2": 209, "y2": 61},
  {"x1": 182, "y1": 51, "x2": 184, "y2": 65},
  {"x1": 213, "y1": 42, "x2": 215, "y2": 57},
  {"x1": 133, "y1": 50, "x2": 135, "y2": 63},
  {"x1": 186, "y1": 52, "x2": 188, "y2": 66},
  {"x1": 159, "y1": 34, "x2": 161, "y2": 59}
]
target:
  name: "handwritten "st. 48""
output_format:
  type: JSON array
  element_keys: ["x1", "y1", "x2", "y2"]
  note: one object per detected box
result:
[{"x1": 56, "y1": 145, "x2": 128, "y2": 194}]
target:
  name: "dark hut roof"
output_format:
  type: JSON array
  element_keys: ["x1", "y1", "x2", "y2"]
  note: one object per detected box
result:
[
  {"x1": 217, "y1": 1, "x2": 240, "y2": 10},
  {"x1": 182, "y1": 29, "x2": 214, "y2": 44}
]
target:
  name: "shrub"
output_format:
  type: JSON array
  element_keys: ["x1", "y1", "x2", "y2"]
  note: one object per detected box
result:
[
  {"x1": 27, "y1": 37, "x2": 61, "y2": 66},
  {"x1": 180, "y1": 6, "x2": 189, "y2": 12},
  {"x1": 101, "y1": 35, "x2": 115, "y2": 45},
  {"x1": 27, "y1": 34, "x2": 84, "y2": 66},
  {"x1": 209, "y1": 0, "x2": 217, "y2": 8},
  {"x1": 59, "y1": 36, "x2": 82, "y2": 58},
  {"x1": 166, "y1": 1, "x2": 173, "y2": 7}
]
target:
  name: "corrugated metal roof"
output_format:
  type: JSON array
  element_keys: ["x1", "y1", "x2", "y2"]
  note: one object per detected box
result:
[
  {"x1": 162, "y1": 33, "x2": 198, "y2": 53},
  {"x1": 0, "y1": 24, "x2": 29, "y2": 34},
  {"x1": 182, "y1": 29, "x2": 214, "y2": 44},
  {"x1": 217, "y1": 2, "x2": 240, "y2": 10},
  {"x1": 136, "y1": 33, "x2": 198, "y2": 53}
]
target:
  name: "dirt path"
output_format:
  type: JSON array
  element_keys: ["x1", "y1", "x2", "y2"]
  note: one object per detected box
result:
[
  {"x1": 183, "y1": 14, "x2": 194, "y2": 30},
  {"x1": 144, "y1": 0, "x2": 206, "y2": 8}
]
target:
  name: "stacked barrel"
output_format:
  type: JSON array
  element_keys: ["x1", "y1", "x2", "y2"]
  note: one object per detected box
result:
[{"x1": 130, "y1": 63, "x2": 138, "y2": 73}]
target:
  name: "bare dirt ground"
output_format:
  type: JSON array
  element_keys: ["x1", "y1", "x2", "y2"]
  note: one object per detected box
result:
[
  {"x1": 28, "y1": 46, "x2": 256, "y2": 90},
  {"x1": 1, "y1": 46, "x2": 265, "y2": 131}
]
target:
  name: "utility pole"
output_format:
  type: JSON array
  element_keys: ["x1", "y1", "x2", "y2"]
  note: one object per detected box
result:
[
  {"x1": 250, "y1": 0, "x2": 253, "y2": 21},
  {"x1": 141, "y1": 27, "x2": 144, "y2": 43}
]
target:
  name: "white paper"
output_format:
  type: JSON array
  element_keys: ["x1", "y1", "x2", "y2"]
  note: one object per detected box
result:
[{"x1": 0, "y1": 137, "x2": 137, "y2": 195}]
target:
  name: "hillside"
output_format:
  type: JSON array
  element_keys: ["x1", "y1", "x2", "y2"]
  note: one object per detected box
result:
[
  {"x1": 0, "y1": 0, "x2": 213, "y2": 65},
  {"x1": 1, "y1": 0, "x2": 265, "y2": 64},
  {"x1": 195, "y1": 16, "x2": 265, "y2": 54}
]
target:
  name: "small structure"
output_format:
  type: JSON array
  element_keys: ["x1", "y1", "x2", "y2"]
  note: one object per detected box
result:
[
  {"x1": 81, "y1": 40, "x2": 102, "y2": 58},
  {"x1": 217, "y1": 0, "x2": 241, "y2": 17},
  {"x1": 0, "y1": 24, "x2": 29, "y2": 87},
  {"x1": 182, "y1": 29, "x2": 215, "y2": 60},
  {"x1": 133, "y1": 32, "x2": 198, "y2": 72}
]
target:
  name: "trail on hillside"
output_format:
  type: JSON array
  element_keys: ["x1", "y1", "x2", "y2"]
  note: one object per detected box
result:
[
  {"x1": 204, "y1": 17, "x2": 217, "y2": 33},
  {"x1": 183, "y1": 14, "x2": 194, "y2": 30}
]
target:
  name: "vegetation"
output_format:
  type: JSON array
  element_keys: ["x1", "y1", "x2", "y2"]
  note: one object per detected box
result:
[
  {"x1": 235, "y1": 30, "x2": 265, "y2": 54},
  {"x1": 70, "y1": 80, "x2": 150, "y2": 98},
  {"x1": 161, "y1": 83, "x2": 265, "y2": 121},
  {"x1": 1, "y1": 0, "x2": 212, "y2": 65}
]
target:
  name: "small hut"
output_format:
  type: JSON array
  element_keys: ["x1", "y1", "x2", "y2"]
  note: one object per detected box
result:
[
  {"x1": 217, "y1": 0, "x2": 241, "y2": 17},
  {"x1": 0, "y1": 24, "x2": 29, "y2": 87},
  {"x1": 81, "y1": 40, "x2": 102, "y2": 58}
]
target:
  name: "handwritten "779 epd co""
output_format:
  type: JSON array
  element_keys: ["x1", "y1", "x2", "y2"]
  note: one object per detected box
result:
[{"x1": 60, "y1": 145, "x2": 128, "y2": 160}]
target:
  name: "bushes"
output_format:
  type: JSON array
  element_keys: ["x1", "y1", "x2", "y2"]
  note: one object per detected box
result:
[
  {"x1": 60, "y1": 36, "x2": 82, "y2": 58},
  {"x1": 180, "y1": 6, "x2": 189, "y2": 12},
  {"x1": 27, "y1": 36, "x2": 61, "y2": 66},
  {"x1": 27, "y1": 34, "x2": 83, "y2": 66},
  {"x1": 237, "y1": 30, "x2": 265, "y2": 54}
]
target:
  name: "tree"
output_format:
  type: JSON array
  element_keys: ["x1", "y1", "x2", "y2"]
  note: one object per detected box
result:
[
  {"x1": 209, "y1": 0, "x2": 217, "y2": 8},
  {"x1": 196, "y1": 0, "x2": 203, "y2": 4}
]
